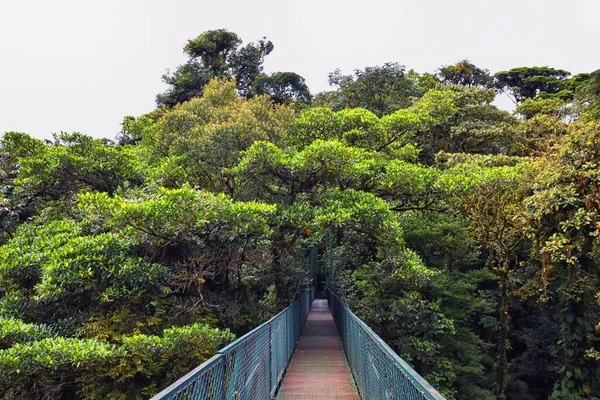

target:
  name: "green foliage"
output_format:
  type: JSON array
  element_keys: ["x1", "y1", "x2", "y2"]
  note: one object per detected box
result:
[
  {"x1": 184, "y1": 29, "x2": 242, "y2": 75},
  {"x1": 33, "y1": 232, "x2": 168, "y2": 306},
  {"x1": 79, "y1": 187, "x2": 276, "y2": 248},
  {"x1": 337, "y1": 253, "x2": 459, "y2": 394},
  {"x1": 157, "y1": 29, "x2": 308, "y2": 107},
  {"x1": 401, "y1": 211, "x2": 478, "y2": 271},
  {"x1": 575, "y1": 69, "x2": 600, "y2": 121},
  {"x1": 436, "y1": 152, "x2": 532, "y2": 168},
  {"x1": 0, "y1": 133, "x2": 48, "y2": 243},
  {"x1": 335, "y1": 108, "x2": 386, "y2": 148},
  {"x1": 229, "y1": 38, "x2": 274, "y2": 97},
  {"x1": 0, "y1": 220, "x2": 82, "y2": 295},
  {"x1": 517, "y1": 113, "x2": 567, "y2": 156},
  {"x1": 253, "y1": 72, "x2": 312, "y2": 105},
  {"x1": 78, "y1": 186, "x2": 278, "y2": 332},
  {"x1": 16, "y1": 132, "x2": 146, "y2": 198},
  {"x1": 152, "y1": 78, "x2": 294, "y2": 194},
  {"x1": 118, "y1": 115, "x2": 157, "y2": 145},
  {"x1": 320, "y1": 62, "x2": 427, "y2": 116},
  {"x1": 0, "y1": 218, "x2": 169, "y2": 336},
  {"x1": 156, "y1": 60, "x2": 212, "y2": 108},
  {"x1": 412, "y1": 86, "x2": 520, "y2": 163},
  {"x1": 1, "y1": 131, "x2": 46, "y2": 159},
  {"x1": 234, "y1": 139, "x2": 380, "y2": 203},
  {"x1": 0, "y1": 337, "x2": 119, "y2": 399},
  {"x1": 0, "y1": 324, "x2": 233, "y2": 399},
  {"x1": 84, "y1": 323, "x2": 234, "y2": 399},
  {"x1": 0, "y1": 318, "x2": 53, "y2": 349},
  {"x1": 517, "y1": 97, "x2": 568, "y2": 119},
  {"x1": 288, "y1": 107, "x2": 343, "y2": 148},
  {"x1": 286, "y1": 107, "x2": 394, "y2": 151},
  {"x1": 438, "y1": 59, "x2": 492, "y2": 87},
  {"x1": 519, "y1": 121, "x2": 600, "y2": 397},
  {"x1": 494, "y1": 66, "x2": 572, "y2": 104}
]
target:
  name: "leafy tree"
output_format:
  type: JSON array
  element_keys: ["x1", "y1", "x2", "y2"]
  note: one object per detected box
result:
[
  {"x1": 0, "y1": 318, "x2": 53, "y2": 349},
  {"x1": 519, "y1": 114, "x2": 567, "y2": 157},
  {"x1": 438, "y1": 59, "x2": 492, "y2": 87},
  {"x1": 157, "y1": 29, "x2": 266, "y2": 106},
  {"x1": 319, "y1": 62, "x2": 426, "y2": 116},
  {"x1": 151, "y1": 78, "x2": 294, "y2": 195},
  {"x1": 15, "y1": 132, "x2": 146, "y2": 200},
  {"x1": 157, "y1": 29, "x2": 309, "y2": 107},
  {"x1": 183, "y1": 29, "x2": 242, "y2": 75},
  {"x1": 156, "y1": 60, "x2": 212, "y2": 108},
  {"x1": 441, "y1": 161, "x2": 531, "y2": 399},
  {"x1": 229, "y1": 38, "x2": 274, "y2": 97},
  {"x1": 253, "y1": 72, "x2": 311, "y2": 105},
  {"x1": 516, "y1": 97, "x2": 568, "y2": 120},
  {"x1": 494, "y1": 66, "x2": 572, "y2": 104},
  {"x1": 79, "y1": 187, "x2": 278, "y2": 331},
  {"x1": 233, "y1": 140, "x2": 381, "y2": 303},
  {"x1": 407, "y1": 86, "x2": 519, "y2": 163},
  {"x1": 519, "y1": 121, "x2": 600, "y2": 397},
  {"x1": 0, "y1": 219, "x2": 169, "y2": 334},
  {"x1": 288, "y1": 107, "x2": 389, "y2": 150},
  {"x1": 335, "y1": 108, "x2": 387, "y2": 149},
  {"x1": 118, "y1": 115, "x2": 157, "y2": 145}
]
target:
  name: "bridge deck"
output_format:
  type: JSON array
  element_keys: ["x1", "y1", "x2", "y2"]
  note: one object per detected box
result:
[{"x1": 276, "y1": 299, "x2": 360, "y2": 400}]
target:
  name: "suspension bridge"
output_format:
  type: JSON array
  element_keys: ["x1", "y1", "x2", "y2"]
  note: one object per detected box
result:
[{"x1": 151, "y1": 289, "x2": 446, "y2": 400}]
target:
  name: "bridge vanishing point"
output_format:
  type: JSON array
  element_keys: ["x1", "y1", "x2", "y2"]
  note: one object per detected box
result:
[{"x1": 151, "y1": 289, "x2": 446, "y2": 400}]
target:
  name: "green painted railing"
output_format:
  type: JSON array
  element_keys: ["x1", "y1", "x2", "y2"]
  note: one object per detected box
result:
[
  {"x1": 327, "y1": 289, "x2": 446, "y2": 400},
  {"x1": 151, "y1": 287, "x2": 315, "y2": 400}
]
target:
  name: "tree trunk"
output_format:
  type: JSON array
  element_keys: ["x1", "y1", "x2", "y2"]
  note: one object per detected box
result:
[
  {"x1": 495, "y1": 267, "x2": 510, "y2": 400},
  {"x1": 271, "y1": 244, "x2": 285, "y2": 309},
  {"x1": 271, "y1": 227, "x2": 287, "y2": 309}
]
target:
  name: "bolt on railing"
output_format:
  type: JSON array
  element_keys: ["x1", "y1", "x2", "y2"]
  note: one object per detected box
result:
[
  {"x1": 327, "y1": 289, "x2": 446, "y2": 400},
  {"x1": 151, "y1": 287, "x2": 315, "y2": 400}
]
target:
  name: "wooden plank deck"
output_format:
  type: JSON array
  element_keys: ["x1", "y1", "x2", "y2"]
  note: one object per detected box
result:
[{"x1": 276, "y1": 299, "x2": 360, "y2": 400}]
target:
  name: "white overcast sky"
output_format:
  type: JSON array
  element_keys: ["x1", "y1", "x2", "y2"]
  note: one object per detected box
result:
[{"x1": 1, "y1": 0, "x2": 599, "y2": 140}]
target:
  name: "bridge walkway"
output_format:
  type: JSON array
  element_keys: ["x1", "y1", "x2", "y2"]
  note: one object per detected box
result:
[{"x1": 276, "y1": 299, "x2": 359, "y2": 400}]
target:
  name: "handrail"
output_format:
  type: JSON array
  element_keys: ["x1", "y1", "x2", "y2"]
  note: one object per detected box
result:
[
  {"x1": 327, "y1": 288, "x2": 446, "y2": 400},
  {"x1": 151, "y1": 286, "x2": 315, "y2": 400}
]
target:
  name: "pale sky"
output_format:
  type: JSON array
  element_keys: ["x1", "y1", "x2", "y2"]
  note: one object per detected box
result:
[{"x1": 1, "y1": 0, "x2": 599, "y2": 140}]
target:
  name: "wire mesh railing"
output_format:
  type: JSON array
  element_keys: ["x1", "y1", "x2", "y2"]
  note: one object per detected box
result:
[
  {"x1": 327, "y1": 289, "x2": 446, "y2": 400},
  {"x1": 151, "y1": 287, "x2": 315, "y2": 400}
]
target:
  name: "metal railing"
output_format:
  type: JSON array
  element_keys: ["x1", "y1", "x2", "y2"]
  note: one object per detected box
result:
[
  {"x1": 327, "y1": 289, "x2": 446, "y2": 400},
  {"x1": 152, "y1": 287, "x2": 315, "y2": 400}
]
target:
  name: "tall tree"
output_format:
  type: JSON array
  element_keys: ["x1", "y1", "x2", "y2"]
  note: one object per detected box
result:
[
  {"x1": 157, "y1": 29, "x2": 309, "y2": 107},
  {"x1": 157, "y1": 30, "x2": 270, "y2": 106},
  {"x1": 520, "y1": 121, "x2": 600, "y2": 397},
  {"x1": 442, "y1": 161, "x2": 531, "y2": 399},
  {"x1": 438, "y1": 59, "x2": 492, "y2": 87},
  {"x1": 229, "y1": 38, "x2": 274, "y2": 97},
  {"x1": 493, "y1": 66, "x2": 572, "y2": 104},
  {"x1": 253, "y1": 72, "x2": 312, "y2": 105},
  {"x1": 183, "y1": 29, "x2": 242, "y2": 75}
]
